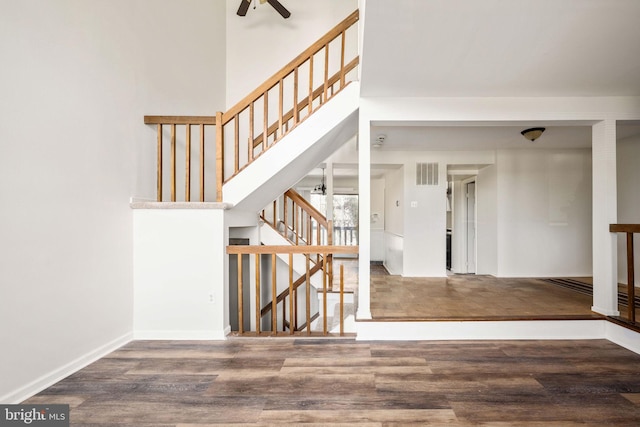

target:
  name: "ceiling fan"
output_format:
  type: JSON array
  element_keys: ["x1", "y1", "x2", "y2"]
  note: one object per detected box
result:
[{"x1": 237, "y1": 0, "x2": 291, "y2": 19}]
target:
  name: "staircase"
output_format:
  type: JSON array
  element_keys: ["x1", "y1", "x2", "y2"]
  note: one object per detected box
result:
[{"x1": 143, "y1": 10, "x2": 360, "y2": 335}]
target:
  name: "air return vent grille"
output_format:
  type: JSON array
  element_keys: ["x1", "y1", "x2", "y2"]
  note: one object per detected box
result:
[{"x1": 416, "y1": 162, "x2": 438, "y2": 186}]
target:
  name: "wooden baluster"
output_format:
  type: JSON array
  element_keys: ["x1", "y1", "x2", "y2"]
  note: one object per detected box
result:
[
  {"x1": 340, "y1": 30, "x2": 346, "y2": 88},
  {"x1": 328, "y1": 220, "x2": 334, "y2": 291},
  {"x1": 323, "y1": 252, "x2": 327, "y2": 335},
  {"x1": 282, "y1": 297, "x2": 286, "y2": 332},
  {"x1": 627, "y1": 232, "x2": 636, "y2": 323},
  {"x1": 215, "y1": 112, "x2": 223, "y2": 202},
  {"x1": 289, "y1": 253, "x2": 294, "y2": 335},
  {"x1": 306, "y1": 253, "x2": 311, "y2": 335},
  {"x1": 308, "y1": 55, "x2": 313, "y2": 114},
  {"x1": 199, "y1": 124, "x2": 205, "y2": 202},
  {"x1": 237, "y1": 253, "x2": 243, "y2": 334},
  {"x1": 340, "y1": 263, "x2": 344, "y2": 336},
  {"x1": 293, "y1": 67, "x2": 299, "y2": 125},
  {"x1": 156, "y1": 124, "x2": 163, "y2": 201},
  {"x1": 295, "y1": 204, "x2": 300, "y2": 245},
  {"x1": 271, "y1": 253, "x2": 277, "y2": 335},
  {"x1": 263, "y1": 91, "x2": 268, "y2": 150},
  {"x1": 248, "y1": 102, "x2": 254, "y2": 161},
  {"x1": 278, "y1": 79, "x2": 283, "y2": 139},
  {"x1": 255, "y1": 253, "x2": 261, "y2": 335},
  {"x1": 234, "y1": 114, "x2": 240, "y2": 174},
  {"x1": 323, "y1": 43, "x2": 329, "y2": 104},
  {"x1": 284, "y1": 194, "x2": 289, "y2": 239},
  {"x1": 185, "y1": 124, "x2": 191, "y2": 201},
  {"x1": 170, "y1": 124, "x2": 176, "y2": 202}
]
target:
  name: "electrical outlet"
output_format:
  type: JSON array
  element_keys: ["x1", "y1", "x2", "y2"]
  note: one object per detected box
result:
[{"x1": 208, "y1": 293, "x2": 214, "y2": 303}]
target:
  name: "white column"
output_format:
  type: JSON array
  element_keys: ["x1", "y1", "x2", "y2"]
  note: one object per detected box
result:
[
  {"x1": 357, "y1": 116, "x2": 372, "y2": 319},
  {"x1": 592, "y1": 120, "x2": 619, "y2": 316}
]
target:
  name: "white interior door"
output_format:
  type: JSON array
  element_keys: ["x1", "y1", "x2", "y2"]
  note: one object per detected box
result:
[{"x1": 466, "y1": 181, "x2": 476, "y2": 274}]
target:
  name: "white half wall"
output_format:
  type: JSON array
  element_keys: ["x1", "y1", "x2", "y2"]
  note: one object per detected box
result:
[{"x1": 133, "y1": 208, "x2": 227, "y2": 340}]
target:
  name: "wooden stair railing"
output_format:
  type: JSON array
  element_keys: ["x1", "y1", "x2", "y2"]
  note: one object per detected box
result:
[
  {"x1": 227, "y1": 245, "x2": 357, "y2": 336},
  {"x1": 143, "y1": 11, "x2": 359, "y2": 203},
  {"x1": 610, "y1": 224, "x2": 640, "y2": 324},
  {"x1": 143, "y1": 116, "x2": 216, "y2": 202},
  {"x1": 261, "y1": 188, "x2": 334, "y2": 289},
  {"x1": 215, "y1": 10, "x2": 359, "y2": 201}
]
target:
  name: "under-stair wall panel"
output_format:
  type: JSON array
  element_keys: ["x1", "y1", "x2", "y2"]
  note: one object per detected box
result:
[{"x1": 223, "y1": 82, "x2": 359, "y2": 212}]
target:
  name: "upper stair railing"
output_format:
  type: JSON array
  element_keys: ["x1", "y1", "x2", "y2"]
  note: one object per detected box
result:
[{"x1": 215, "y1": 10, "x2": 359, "y2": 201}]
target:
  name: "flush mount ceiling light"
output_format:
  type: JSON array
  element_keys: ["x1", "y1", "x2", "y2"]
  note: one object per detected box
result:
[
  {"x1": 372, "y1": 134, "x2": 386, "y2": 149},
  {"x1": 520, "y1": 127, "x2": 546, "y2": 142}
]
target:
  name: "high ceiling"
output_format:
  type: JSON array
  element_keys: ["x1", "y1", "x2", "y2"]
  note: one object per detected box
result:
[{"x1": 360, "y1": 0, "x2": 640, "y2": 97}]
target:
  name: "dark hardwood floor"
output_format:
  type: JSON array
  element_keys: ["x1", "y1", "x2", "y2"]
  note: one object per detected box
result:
[{"x1": 25, "y1": 339, "x2": 640, "y2": 426}]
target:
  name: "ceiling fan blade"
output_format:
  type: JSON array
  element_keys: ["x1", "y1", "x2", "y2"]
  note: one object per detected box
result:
[
  {"x1": 237, "y1": 0, "x2": 251, "y2": 16},
  {"x1": 266, "y1": 0, "x2": 291, "y2": 18}
]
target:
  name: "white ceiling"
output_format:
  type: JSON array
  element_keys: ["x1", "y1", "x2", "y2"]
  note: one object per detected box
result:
[
  {"x1": 360, "y1": 0, "x2": 640, "y2": 97},
  {"x1": 358, "y1": 0, "x2": 640, "y2": 151},
  {"x1": 371, "y1": 125, "x2": 591, "y2": 151}
]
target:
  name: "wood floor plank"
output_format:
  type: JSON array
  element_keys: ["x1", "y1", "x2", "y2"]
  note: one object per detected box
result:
[
  {"x1": 22, "y1": 339, "x2": 640, "y2": 425},
  {"x1": 258, "y1": 409, "x2": 458, "y2": 424},
  {"x1": 283, "y1": 356, "x2": 429, "y2": 367}
]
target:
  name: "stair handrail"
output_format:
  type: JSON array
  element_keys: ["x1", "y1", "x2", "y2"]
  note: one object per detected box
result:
[
  {"x1": 222, "y1": 10, "x2": 359, "y2": 123},
  {"x1": 215, "y1": 10, "x2": 360, "y2": 201}
]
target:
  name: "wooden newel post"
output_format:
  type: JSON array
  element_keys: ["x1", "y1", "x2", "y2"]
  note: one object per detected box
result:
[
  {"x1": 627, "y1": 232, "x2": 636, "y2": 323},
  {"x1": 215, "y1": 111, "x2": 224, "y2": 202}
]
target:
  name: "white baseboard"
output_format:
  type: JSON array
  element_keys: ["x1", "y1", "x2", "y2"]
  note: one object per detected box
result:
[
  {"x1": 356, "y1": 320, "x2": 606, "y2": 341},
  {"x1": 605, "y1": 322, "x2": 640, "y2": 355},
  {"x1": 133, "y1": 330, "x2": 227, "y2": 340},
  {"x1": 223, "y1": 325, "x2": 231, "y2": 337},
  {"x1": 1, "y1": 332, "x2": 132, "y2": 404}
]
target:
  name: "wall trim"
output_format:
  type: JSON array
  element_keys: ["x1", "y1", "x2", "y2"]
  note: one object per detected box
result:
[
  {"x1": 133, "y1": 330, "x2": 227, "y2": 340},
  {"x1": 1, "y1": 332, "x2": 132, "y2": 404},
  {"x1": 356, "y1": 320, "x2": 606, "y2": 341},
  {"x1": 605, "y1": 322, "x2": 640, "y2": 355}
]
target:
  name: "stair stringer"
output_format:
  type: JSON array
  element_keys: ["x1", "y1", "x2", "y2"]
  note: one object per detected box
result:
[
  {"x1": 260, "y1": 222, "x2": 324, "y2": 289},
  {"x1": 223, "y1": 82, "x2": 359, "y2": 213}
]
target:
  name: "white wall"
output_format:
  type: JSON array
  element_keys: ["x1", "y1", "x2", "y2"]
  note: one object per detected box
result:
[
  {"x1": 496, "y1": 149, "x2": 593, "y2": 277},
  {"x1": 477, "y1": 165, "x2": 498, "y2": 275},
  {"x1": 133, "y1": 209, "x2": 227, "y2": 339},
  {"x1": 0, "y1": 0, "x2": 225, "y2": 402},
  {"x1": 617, "y1": 134, "x2": 640, "y2": 286},
  {"x1": 403, "y1": 161, "x2": 447, "y2": 277},
  {"x1": 225, "y1": 0, "x2": 358, "y2": 108},
  {"x1": 370, "y1": 178, "x2": 385, "y2": 261}
]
